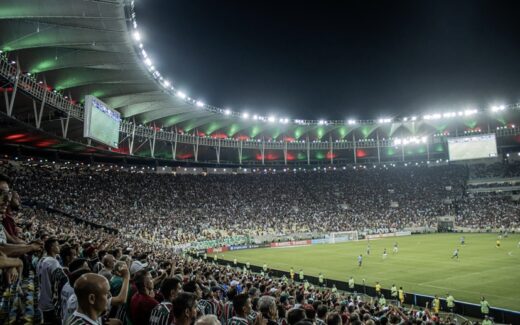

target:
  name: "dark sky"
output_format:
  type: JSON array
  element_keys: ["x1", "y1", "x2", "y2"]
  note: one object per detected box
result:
[{"x1": 134, "y1": 0, "x2": 520, "y2": 120}]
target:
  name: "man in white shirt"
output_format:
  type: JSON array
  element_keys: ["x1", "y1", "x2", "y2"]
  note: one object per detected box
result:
[{"x1": 38, "y1": 237, "x2": 68, "y2": 324}]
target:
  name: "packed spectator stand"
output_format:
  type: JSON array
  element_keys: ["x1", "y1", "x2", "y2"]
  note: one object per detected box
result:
[{"x1": 1, "y1": 157, "x2": 519, "y2": 324}]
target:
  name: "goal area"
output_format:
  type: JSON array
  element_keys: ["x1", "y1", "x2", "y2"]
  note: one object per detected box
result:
[{"x1": 329, "y1": 231, "x2": 359, "y2": 243}]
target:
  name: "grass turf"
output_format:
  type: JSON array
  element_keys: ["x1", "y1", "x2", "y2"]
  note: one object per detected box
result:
[{"x1": 215, "y1": 233, "x2": 520, "y2": 311}]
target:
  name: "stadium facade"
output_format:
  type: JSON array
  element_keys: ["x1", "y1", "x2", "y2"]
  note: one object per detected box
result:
[{"x1": 1, "y1": 0, "x2": 520, "y2": 166}]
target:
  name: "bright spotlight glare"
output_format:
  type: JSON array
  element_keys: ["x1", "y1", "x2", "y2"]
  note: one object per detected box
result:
[
  {"x1": 133, "y1": 31, "x2": 141, "y2": 41},
  {"x1": 267, "y1": 116, "x2": 275, "y2": 123},
  {"x1": 176, "y1": 91, "x2": 186, "y2": 99},
  {"x1": 144, "y1": 58, "x2": 152, "y2": 66},
  {"x1": 224, "y1": 109, "x2": 231, "y2": 115},
  {"x1": 196, "y1": 101, "x2": 204, "y2": 107},
  {"x1": 242, "y1": 112, "x2": 249, "y2": 119}
]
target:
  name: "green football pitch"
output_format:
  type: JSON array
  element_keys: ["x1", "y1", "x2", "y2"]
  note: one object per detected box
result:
[{"x1": 215, "y1": 233, "x2": 520, "y2": 311}]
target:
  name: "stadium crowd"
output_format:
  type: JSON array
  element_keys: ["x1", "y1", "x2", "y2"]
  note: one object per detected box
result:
[
  {"x1": 2, "y1": 161, "x2": 470, "y2": 246},
  {"x1": 0, "y1": 158, "x2": 517, "y2": 324}
]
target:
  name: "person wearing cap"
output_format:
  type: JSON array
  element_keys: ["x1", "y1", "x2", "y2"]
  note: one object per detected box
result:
[
  {"x1": 130, "y1": 259, "x2": 148, "y2": 275},
  {"x1": 149, "y1": 276, "x2": 183, "y2": 325},
  {"x1": 130, "y1": 269, "x2": 159, "y2": 324}
]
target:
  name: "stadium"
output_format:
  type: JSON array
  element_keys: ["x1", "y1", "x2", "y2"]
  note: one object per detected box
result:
[{"x1": 0, "y1": 0, "x2": 519, "y2": 324}]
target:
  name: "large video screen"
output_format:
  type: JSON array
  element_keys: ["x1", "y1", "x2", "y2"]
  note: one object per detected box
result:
[
  {"x1": 448, "y1": 134, "x2": 498, "y2": 161},
  {"x1": 83, "y1": 95, "x2": 121, "y2": 148}
]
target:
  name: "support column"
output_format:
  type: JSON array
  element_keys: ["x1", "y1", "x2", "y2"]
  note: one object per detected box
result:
[
  {"x1": 426, "y1": 138, "x2": 430, "y2": 161},
  {"x1": 283, "y1": 141, "x2": 288, "y2": 165},
  {"x1": 34, "y1": 84, "x2": 48, "y2": 129},
  {"x1": 150, "y1": 127, "x2": 157, "y2": 158},
  {"x1": 261, "y1": 139, "x2": 265, "y2": 165},
  {"x1": 194, "y1": 135, "x2": 199, "y2": 162},
  {"x1": 172, "y1": 132, "x2": 178, "y2": 160},
  {"x1": 238, "y1": 140, "x2": 243, "y2": 165},
  {"x1": 216, "y1": 139, "x2": 221, "y2": 164},
  {"x1": 60, "y1": 113, "x2": 70, "y2": 138},
  {"x1": 353, "y1": 133, "x2": 357, "y2": 164},
  {"x1": 129, "y1": 123, "x2": 136, "y2": 155},
  {"x1": 306, "y1": 137, "x2": 310, "y2": 165},
  {"x1": 376, "y1": 131, "x2": 381, "y2": 164},
  {"x1": 329, "y1": 135, "x2": 334, "y2": 165}
]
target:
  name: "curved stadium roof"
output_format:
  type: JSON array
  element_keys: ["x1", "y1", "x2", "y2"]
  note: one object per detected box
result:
[{"x1": 1, "y1": 0, "x2": 519, "y2": 164}]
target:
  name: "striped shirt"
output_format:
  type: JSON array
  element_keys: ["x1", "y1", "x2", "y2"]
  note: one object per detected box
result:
[
  {"x1": 222, "y1": 301, "x2": 235, "y2": 324},
  {"x1": 228, "y1": 316, "x2": 250, "y2": 325},
  {"x1": 65, "y1": 311, "x2": 100, "y2": 325},
  {"x1": 149, "y1": 301, "x2": 173, "y2": 325}
]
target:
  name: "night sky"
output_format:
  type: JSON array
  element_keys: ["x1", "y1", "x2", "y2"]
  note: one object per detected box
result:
[{"x1": 134, "y1": 0, "x2": 520, "y2": 120}]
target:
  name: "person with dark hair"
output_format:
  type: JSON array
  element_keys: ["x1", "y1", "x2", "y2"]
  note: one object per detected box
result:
[
  {"x1": 287, "y1": 308, "x2": 307, "y2": 325},
  {"x1": 229, "y1": 293, "x2": 252, "y2": 325},
  {"x1": 173, "y1": 292, "x2": 198, "y2": 325},
  {"x1": 149, "y1": 277, "x2": 183, "y2": 325},
  {"x1": 130, "y1": 269, "x2": 159, "y2": 324},
  {"x1": 98, "y1": 254, "x2": 116, "y2": 281},
  {"x1": 61, "y1": 258, "x2": 91, "y2": 321},
  {"x1": 60, "y1": 244, "x2": 78, "y2": 273},
  {"x1": 326, "y1": 312, "x2": 342, "y2": 325},
  {"x1": 316, "y1": 305, "x2": 328, "y2": 325},
  {"x1": 0, "y1": 174, "x2": 41, "y2": 255},
  {"x1": 223, "y1": 287, "x2": 237, "y2": 324},
  {"x1": 37, "y1": 237, "x2": 68, "y2": 324}
]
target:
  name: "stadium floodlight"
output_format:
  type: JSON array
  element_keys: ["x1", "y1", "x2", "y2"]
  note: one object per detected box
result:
[
  {"x1": 253, "y1": 115, "x2": 259, "y2": 120},
  {"x1": 491, "y1": 105, "x2": 506, "y2": 112},
  {"x1": 196, "y1": 101, "x2": 204, "y2": 107},
  {"x1": 464, "y1": 109, "x2": 477, "y2": 116},
  {"x1": 144, "y1": 58, "x2": 152, "y2": 66},
  {"x1": 267, "y1": 116, "x2": 276, "y2": 123},
  {"x1": 411, "y1": 116, "x2": 417, "y2": 121},
  {"x1": 163, "y1": 80, "x2": 170, "y2": 87},
  {"x1": 318, "y1": 120, "x2": 326, "y2": 125},
  {"x1": 133, "y1": 31, "x2": 141, "y2": 41},
  {"x1": 347, "y1": 119, "x2": 356, "y2": 125},
  {"x1": 176, "y1": 91, "x2": 187, "y2": 99},
  {"x1": 403, "y1": 117, "x2": 408, "y2": 122},
  {"x1": 224, "y1": 109, "x2": 231, "y2": 115},
  {"x1": 242, "y1": 112, "x2": 249, "y2": 119}
]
